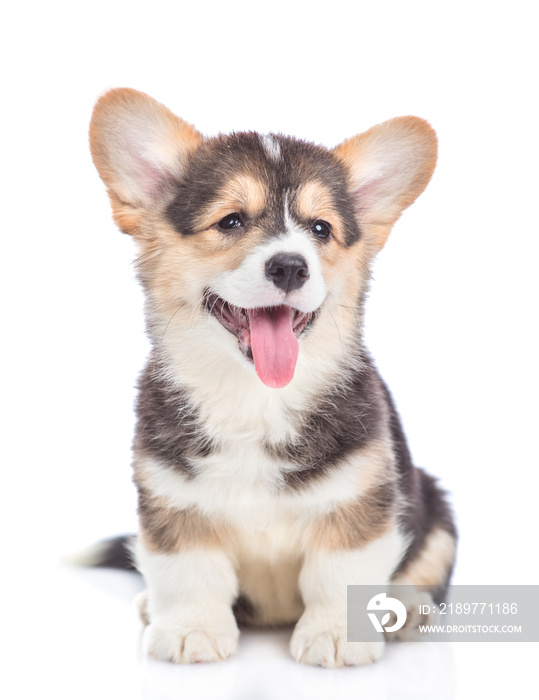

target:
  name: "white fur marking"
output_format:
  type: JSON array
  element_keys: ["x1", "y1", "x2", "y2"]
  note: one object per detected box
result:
[
  {"x1": 137, "y1": 438, "x2": 392, "y2": 531},
  {"x1": 260, "y1": 134, "x2": 281, "y2": 162},
  {"x1": 136, "y1": 541, "x2": 240, "y2": 663},
  {"x1": 213, "y1": 229, "x2": 327, "y2": 312},
  {"x1": 291, "y1": 526, "x2": 407, "y2": 667}
]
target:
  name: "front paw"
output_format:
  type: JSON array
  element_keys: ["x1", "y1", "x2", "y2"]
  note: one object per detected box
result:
[
  {"x1": 143, "y1": 619, "x2": 239, "y2": 664},
  {"x1": 291, "y1": 610, "x2": 385, "y2": 668}
]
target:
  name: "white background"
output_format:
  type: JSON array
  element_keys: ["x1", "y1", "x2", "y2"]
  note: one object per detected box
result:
[{"x1": 2, "y1": 1, "x2": 538, "y2": 698}]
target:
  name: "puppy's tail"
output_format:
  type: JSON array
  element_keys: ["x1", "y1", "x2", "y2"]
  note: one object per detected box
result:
[{"x1": 62, "y1": 534, "x2": 137, "y2": 571}]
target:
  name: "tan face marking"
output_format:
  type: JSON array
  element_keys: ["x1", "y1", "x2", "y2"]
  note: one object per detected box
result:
[
  {"x1": 294, "y1": 181, "x2": 347, "y2": 247},
  {"x1": 193, "y1": 174, "x2": 268, "y2": 232},
  {"x1": 126, "y1": 175, "x2": 271, "y2": 318}
]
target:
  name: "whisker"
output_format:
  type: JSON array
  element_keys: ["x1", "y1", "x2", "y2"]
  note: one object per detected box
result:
[
  {"x1": 131, "y1": 247, "x2": 162, "y2": 270},
  {"x1": 157, "y1": 302, "x2": 187, "y2": 349},
  {"x1": 338, "y1": 293, "x2": 362, "y2": 326},
  {"x1": 209, "y1": 296, "x2": 221, "y2": 317},
  {"x1": 187, "y1": 300, "x2": 203, "y2": 330},
  {"x1": 329, "y1": 310, "x2": 346, "y2": 356}
]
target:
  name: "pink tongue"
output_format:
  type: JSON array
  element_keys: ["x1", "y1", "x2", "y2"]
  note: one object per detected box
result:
[{"x1": 248, "y1": 306, "x2": 299, "y2": 388}]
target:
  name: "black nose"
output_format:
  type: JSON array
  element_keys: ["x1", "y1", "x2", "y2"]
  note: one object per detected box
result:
[{"x1": 265, "y1": 253, "x2": 310, "y2": 293}]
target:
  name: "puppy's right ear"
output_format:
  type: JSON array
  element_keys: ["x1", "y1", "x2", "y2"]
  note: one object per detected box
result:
[{"x1": 89, "y1": 88, "x2": 202, "y2": 230}]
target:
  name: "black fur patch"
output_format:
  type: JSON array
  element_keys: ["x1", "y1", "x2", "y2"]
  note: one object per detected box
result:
[
  {"x1": 383, "y1": 382, "x2": 457, "y2": 599},
  {"x1": 272, "y1": 355, "x2": 385, "y2": 488},
  {"x1": 134, "y1": 355, "x2": 214, "y2": 475},
  {"x1": 166, "y1": 132, "x2": 362, "y2": 247},
  {"x1": 232, "y1": 594, "x2": 258, "y2": 626},
  {"x1": 91, "y1": 534, "x2": 137, "y2": 571}
]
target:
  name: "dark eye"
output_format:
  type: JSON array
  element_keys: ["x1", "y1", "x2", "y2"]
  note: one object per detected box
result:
[
  {"x1": 218, "y1": 213, "x2": 243, "y2": 231},
  {"x1": 311, "y1": 220, "x2": 332, "y2": 240}
]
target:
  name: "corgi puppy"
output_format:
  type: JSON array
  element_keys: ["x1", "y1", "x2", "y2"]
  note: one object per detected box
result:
[{"x1": 88, "y1": 88, "x2": 456, "y2": 668}]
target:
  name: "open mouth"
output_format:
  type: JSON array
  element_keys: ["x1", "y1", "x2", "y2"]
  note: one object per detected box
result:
[{"x1": 204, "y1": 292, "x2": 316, "y2": 388}]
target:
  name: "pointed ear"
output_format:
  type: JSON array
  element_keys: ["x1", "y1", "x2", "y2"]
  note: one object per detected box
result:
[
  {"x1": 89, "y1": 88, "x2": 202, "y2": 213},
  {"x1": 333, "y1": 117, "x2": 437, "y2": 249}
]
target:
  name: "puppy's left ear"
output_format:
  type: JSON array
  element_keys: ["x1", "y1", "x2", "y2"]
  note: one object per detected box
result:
[{"x1": 333, "y1": 117, "x2": 437, "y2": 250}]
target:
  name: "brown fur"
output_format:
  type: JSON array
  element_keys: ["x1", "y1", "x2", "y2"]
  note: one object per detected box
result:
[
  {"x1": 393, "y1": 528, "x2": 457, "y2": 587},
  {"x1": 294, "y1": 181, "x2": 348, "y2": 247},
  {"x1": 307, "y1": 483, "x2": 397, "y2": 550},
  {"x1": 138, "y1": 487, "x2": 226, "y2": 552},
  {"x1": 193, "y1": 174, "x2": 268, "y2": 232}
]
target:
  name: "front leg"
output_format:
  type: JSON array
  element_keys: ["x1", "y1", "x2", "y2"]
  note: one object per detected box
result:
[
  {"x1": 291, "y1": 523, "x2": 407, "y2": 668},
  {"x1": 135, "y1": 506, "x2": 240, "y2": 664}
]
